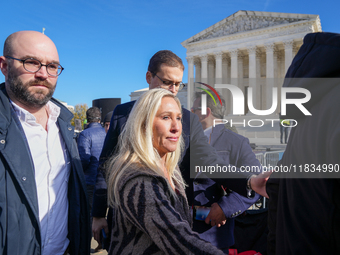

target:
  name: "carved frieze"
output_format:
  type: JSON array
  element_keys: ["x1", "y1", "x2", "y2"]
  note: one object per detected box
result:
[
  {"x1": 190, "y1": 15, "x2": 305, "y2": 43},
  {"x1": 186, "y1": 24, "x2": 313, "y2": 54}
]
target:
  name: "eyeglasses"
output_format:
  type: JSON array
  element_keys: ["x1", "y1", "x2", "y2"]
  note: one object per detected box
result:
[
  {"x1": 191, "y1": 107, "x2": 201, "y2": 113},
  {"x1": 5, "y1": 56, "x2": 64, "y2": 77},
  {"x1": 153, "y1": 73, "x2": 185, "y2": 90}
]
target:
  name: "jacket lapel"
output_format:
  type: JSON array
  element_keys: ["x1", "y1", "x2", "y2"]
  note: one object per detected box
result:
[{"x1": 0, "y1": 119, "x2": 40, "y2": 219}]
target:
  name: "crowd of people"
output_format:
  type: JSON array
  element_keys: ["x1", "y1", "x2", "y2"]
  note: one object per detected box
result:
[{"x1": 0, "y1": 30, "x2": 339, "y2": 255}]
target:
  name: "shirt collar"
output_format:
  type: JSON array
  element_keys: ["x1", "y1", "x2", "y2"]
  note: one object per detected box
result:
[
  {"x1": 203, "y1": 125, "x2": 213, "y2": 138},
  {"x1": 11, "y1": 100, "x2": 61, "y2": 124}
]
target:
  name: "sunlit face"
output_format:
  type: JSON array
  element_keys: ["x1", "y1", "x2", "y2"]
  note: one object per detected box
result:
[
  {"x1": 7, "y1": 65, "x2": 56, "y2": 108},
  {"x1": 147, "y1": 64, "x2": 183, "y2": 96},
  {"x1": 152, "y1": 97, "x2": 182, "y2": 158},
  {"x1": 104, "y1": 122, "x2": 110, "y2": 133},
  {"x1": 3, "y1": 31, "x2": 59, "y2": 108}
]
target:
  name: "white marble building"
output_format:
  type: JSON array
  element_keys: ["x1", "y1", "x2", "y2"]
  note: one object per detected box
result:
[{"x1": 182, "y1": 10, "x2": 321, "y2": 113}]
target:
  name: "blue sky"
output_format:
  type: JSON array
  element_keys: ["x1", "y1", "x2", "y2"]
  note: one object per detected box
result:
[{"x1": 1, "y1": 0, "x2": 339, "y2": 107}]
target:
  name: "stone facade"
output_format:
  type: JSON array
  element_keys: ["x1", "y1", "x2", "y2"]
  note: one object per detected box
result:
[{"x1": 182, "y1": 10, "x2": 322, "y2": 112}]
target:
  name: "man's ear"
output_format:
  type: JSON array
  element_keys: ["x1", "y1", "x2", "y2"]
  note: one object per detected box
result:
[
  {"x1": 146, "y1": 71, "x2": 152, "y2": 85},
  {"x1": 206, "y1": 107, "x2": 212, "y2": 117},
  {"x1": 0, "y1": 56, "x2": 8, "y2": 77}
]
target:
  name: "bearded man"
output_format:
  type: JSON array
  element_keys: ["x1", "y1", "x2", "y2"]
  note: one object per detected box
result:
[{"x1": 0, "y1": 31, "x2": 90, "y2": 255}]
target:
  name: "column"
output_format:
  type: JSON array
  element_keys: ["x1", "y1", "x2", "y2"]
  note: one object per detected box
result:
[
  {"x1": 265, "y1": 43, "x2": 275, "y2": 110},
  {"x1": 265, "y1": 43, "x2": 275, "y2": 78},
  {"x1": 256, "y1": 53, "x2": 262, "y2": 109},
  {"x1": 238, "y1": 54, "x2": 244, "y2": 94},
  {"x1": 283, "y1": 40, "x2": 294, "y2": 74},
  {"x1": 248, "y1": 46, "x2": 257, "y2": 79},
  {"x1": 230, "y1": 49, "x2": 238, "y2": 80},
  {"x1": 194, "y1": 58, "x2": 201, "y2": 83},
  {"x1": 186, "y1": 56, "x2": 194, "y2": 110},
  {"x1": 256, "y1": 52, "x2": 261, "y2": 78},
  {"x1": 229, "y1": 49, "x2": 238, "y2": 115},
  {"x1": 275, "y1": 51, "x2": 283, "y2": 114},
  {"x1": 215, "y1": 52, "x2": 223, "y2": 84},
  {"x1": 273, "y1": 49, "x2": 278, "y2": 78},
  {"x1": 222, "y1": 55, "x2": 230, "y2": 115},
  {"x1": 276, "y1": 51, "x2": 283, "y2": 78},
  {"x1": 222, "y1": 55, "x2": 229, "y2": 84},
  {"x1": 247, "y1": 46, "x2": 258, "y2": 111},
  {"x1": 238, "y1": 55, "x2": 244, "y2": 80},
  {"x1": 200, "y1": 55, "x2": 208, "y2": 84},
  {"x1": 208, "y1": 56, "x2": 215, "y2": 86}
]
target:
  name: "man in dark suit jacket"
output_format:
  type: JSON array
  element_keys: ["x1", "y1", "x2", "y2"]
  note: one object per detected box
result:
[
  {"x1": 192, "y1": 92, "x2": 261, "y2": 253},
  {"x1": 92, "y1": 50, "x2": 269, "y2": 247}
]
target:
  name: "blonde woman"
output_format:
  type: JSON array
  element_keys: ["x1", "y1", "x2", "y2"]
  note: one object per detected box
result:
[{"x1": 106, "y1": 89, "x2": 224, "y2": 255}]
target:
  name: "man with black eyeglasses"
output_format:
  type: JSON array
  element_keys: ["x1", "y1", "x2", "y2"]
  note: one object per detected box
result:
[
  {"x1": 92, "y1": 50, "x2": 271, "y2": 251},
  {"x1": 0, "y1": 31, "x2": 90, "y2": 255}
]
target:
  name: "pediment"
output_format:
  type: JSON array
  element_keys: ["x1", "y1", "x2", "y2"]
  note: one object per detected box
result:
[{"x1": 183, "y1": 11, "x2": 320, "y2": 45}]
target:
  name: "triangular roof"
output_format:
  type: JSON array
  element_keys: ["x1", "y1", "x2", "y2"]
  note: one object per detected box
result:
[{"x1": 182, "y1": 10, "x2": 320, "y2": 46}]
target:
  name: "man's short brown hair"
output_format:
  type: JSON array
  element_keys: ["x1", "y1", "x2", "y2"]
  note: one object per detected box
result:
[
  {"x1": 148, "y1": 50, "x2": 184, "y2": 76},
  {"x1": 86, "y1": 107, "x2": 101, "y2": 123}
]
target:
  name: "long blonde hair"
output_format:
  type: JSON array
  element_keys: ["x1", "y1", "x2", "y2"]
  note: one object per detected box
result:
[{"x1": 107, "y1": 88, "x2": 185, "y2": 206}]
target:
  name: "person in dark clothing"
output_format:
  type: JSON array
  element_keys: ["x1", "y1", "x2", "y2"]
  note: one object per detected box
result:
[
  {"x1": 92, "y1": 50, "x2": 271, "y2": 247},
  {"x1": 192, "y1": 92, "x2": 261, "y2": 253},
  {"x1": 78, "y1": 106, "x2": 106, "y2": 212},
  {"x1": 279, "y1": 119, "x2": 290, "y2": 144},
  {"x1": 0, "y1": 31, "x2": 90, "y2": 255},
  {"x1": 103, "y1": 111, "x2": 113, "y2": 133},
  {"x1": 267, "y1": 32, "x2": 340, "y2": 255}
]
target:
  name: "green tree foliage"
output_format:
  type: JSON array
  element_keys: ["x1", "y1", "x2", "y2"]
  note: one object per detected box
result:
[{"x1": 70, "y1": 103, "x2": 88, "y2": 130}]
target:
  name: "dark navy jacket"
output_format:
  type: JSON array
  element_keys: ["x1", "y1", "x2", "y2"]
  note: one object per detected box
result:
[
  {"x1": 78, "y1": 122, "x2": 106, "y2": 186},
  {"x1": 93, "y1": 100, "x2": 251, "y2": 219},
  {"x1": 267, "y1": 32, "x2": 340, "y2": 255},
  {"x1": 194, "y1": 124, "x2": 261, "y2": 250},
  {"x1": 0, "y1": 83, "x2": 91, "y2": 255}
]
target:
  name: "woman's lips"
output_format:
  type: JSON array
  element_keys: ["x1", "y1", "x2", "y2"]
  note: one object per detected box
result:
[{"x1": 167, "y1": 137, "x2": 179, "y2": 142}]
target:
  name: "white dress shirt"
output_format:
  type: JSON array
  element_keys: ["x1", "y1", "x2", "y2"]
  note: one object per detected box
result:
[{"x1": 12, "y1": 101, "x2": 71, "y2": 255}]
